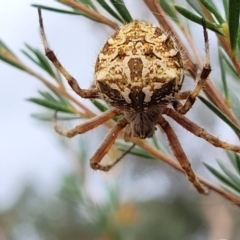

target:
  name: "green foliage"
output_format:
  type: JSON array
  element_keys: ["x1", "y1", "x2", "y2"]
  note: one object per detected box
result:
[
  {"x1": 32, "y1": 0, "x2": 132, "y2": 24},
  {"x1": 0, "y1": 40, "x2": 27, "y2": 72},
  {"x1": 91, "y1": 99, "x2": 109, "y2": 112},
  {"x1": 199, "y1": 0, "x2": 225, "y2": 24},
  {"x1": 116, "y1": 140, "x2": 156, "y2": 160},
  {"x1": 116, "y1": 136, "x2": 169, "y2": 160},
  {"x1": 159, "y1": 0, "x2": 180, "y2": 24},
  {"x1": 31, "y1": 90, "x2": 75, "y2": 113},
  {"x1": 204, "y1": 152, "x2": 240, "y2": 195},
  {"x1": 218, "y1": 47, "x2": 229, "y2": 103},
  {"x1": 27, "y1": 95, "x2": 76, "y2": 114},
  {"x1": 227, "y1": 151, "x2": 240, "y2": 174},
  {"x1": 228, "y1": 0, "x2": 240, "y2": 54},
  {"x1": 96, "y1": 0, "x2": 125, "y2": 22},
  {"x1": 31, "y1": 4, "x2": 93, "y2": 17},
  {"x1": 198, "y1": 96, "x2": 240, "y2": 134},
  {"x1": 22, "y1": 44, "x2": 60, "y2": 80},
  {"x1": 174, "y1": 5, "x2": 223, "y2": 34},
  {"x1": 109, "y1": 0, "x2": 132, "y2": 23}
]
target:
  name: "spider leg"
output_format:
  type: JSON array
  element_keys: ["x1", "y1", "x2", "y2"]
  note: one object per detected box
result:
[
  {"x1": 176, "y1": 91, "x2": 191, "y2": 100},
  {"x1": 158, "y1": 116, "x2": 208, "y2": 194},
  {"x1": 90, "y1": 118, "x2": 128, "y2": 171},
  {"x1": 54, "y1": 109, "x2": 120, "y2": 137},
  {"x1": 93, "y1": 143, "x2": 135, "y2": 171},
  {"x1": 163, "y1": 108, "x2": 240, "y2": 153},
  {"x1": 37, "y1": 8, "x2": 98, "y2": 98},
  {"x1": 177, "y1": 19, "x2": 211, "y2": 114}
]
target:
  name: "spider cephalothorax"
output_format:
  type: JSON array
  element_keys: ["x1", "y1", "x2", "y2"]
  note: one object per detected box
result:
[
  {"x1": 95, "y1": 21, "x2": 184, "y2": 138},
  {"x1": 38, "y1": 7, "x2": 240, "y2": 195}
]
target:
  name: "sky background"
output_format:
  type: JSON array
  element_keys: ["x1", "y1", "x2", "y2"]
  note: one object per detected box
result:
[{"x1": 0, "y1": 0, "x2": 238, "y2": 212}]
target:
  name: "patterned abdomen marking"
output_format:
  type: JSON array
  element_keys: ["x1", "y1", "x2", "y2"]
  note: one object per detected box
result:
[{"x1": 95, "y1": 21, "x2": 184, "y2": 112}]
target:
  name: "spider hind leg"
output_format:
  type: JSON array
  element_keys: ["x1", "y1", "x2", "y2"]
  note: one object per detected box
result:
[
  {"x1": 90, "y1": 118, "x2": 128, "y2": 171},
  {"x1": 158, "y1": 116, "x2": 208, "y2": 194}
]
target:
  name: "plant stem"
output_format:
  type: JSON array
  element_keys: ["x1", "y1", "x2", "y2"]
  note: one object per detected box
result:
[{"x1": 64, "y1": 0, "x2": 119, "y2": 29}]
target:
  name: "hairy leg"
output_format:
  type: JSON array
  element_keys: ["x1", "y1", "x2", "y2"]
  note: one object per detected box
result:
[
  {"x1": 177, "y1": 19, "x2": 211, "y2": 114},
  {"x1": 163, "y1": 108, "x2": 240, "y2": 153},
  {"x1": 38, "y1": 8, "x2": 98, "y2": 98},
  {"x1": 158, "y1": 116, "x2": 208, "y2": 194},
  {"x1": 54, "y1": 109, "x2": 120, "y2": 137},
  {"x1": 90, "y1": 118, "x2": 128, "y2": 171}
]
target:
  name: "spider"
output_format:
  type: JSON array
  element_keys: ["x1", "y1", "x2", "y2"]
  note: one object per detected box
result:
[{"x1": 38, "y1": 8, "x2": 240, "y2": 194}]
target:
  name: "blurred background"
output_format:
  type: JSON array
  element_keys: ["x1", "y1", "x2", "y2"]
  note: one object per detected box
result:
[{"x1": 1, "y1": 0, "x2": 240, "y2": 239}]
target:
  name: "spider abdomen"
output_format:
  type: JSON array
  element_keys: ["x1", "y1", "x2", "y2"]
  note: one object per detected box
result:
[{"x1": 95, "y1": 20, "x2": 184, "y2": 112}]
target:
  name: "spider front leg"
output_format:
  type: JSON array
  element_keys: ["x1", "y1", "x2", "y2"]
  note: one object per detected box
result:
[
  {"x1": 177, "y1": 19, "x2": 211, "y2": 114},
  {"x1": 163, "y1": 108, "x2": 240, "y2": 153},
  {"x1": 54, "y1": 108, "x2": 120, "y2": 137},
  {"x1": 90, "y1": 118, "x2": 128, "y2": 171},
  {"x1": 37, "y1": 8, "x2": 98, "y2": 98},
  {"x1": 158, "y1": 116, "x2": 208, "y2": 194}
]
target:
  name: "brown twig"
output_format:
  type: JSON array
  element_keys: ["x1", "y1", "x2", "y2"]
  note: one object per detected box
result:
[{"x1": 63, "y1": 0, "x2": 119, "y2": 29}]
